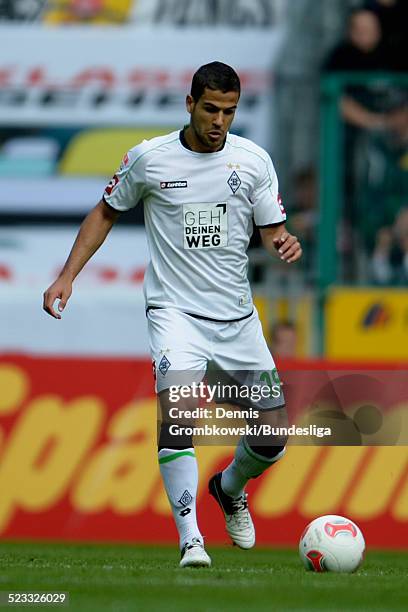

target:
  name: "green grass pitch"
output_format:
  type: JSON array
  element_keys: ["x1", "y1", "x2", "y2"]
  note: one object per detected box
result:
[{"x1": 0, "y1": 542, "x2": 406, "y2": 611}]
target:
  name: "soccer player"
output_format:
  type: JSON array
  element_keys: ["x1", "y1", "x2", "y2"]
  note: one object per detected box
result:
[{"x1": 43, "y1": 62, "x2": 302, "y2": 568}]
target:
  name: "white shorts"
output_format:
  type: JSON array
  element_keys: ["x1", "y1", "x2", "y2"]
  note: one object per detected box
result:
[{"x1": 147, "y1": 307, "x2": 284, "y2": 410}]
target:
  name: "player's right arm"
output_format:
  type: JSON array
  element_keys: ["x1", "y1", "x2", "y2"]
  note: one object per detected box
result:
[
  {"x1": 44, "y1": 142, "x2": 146, "y2": 319},
  {"x1": 43, "y1": 199, "x2": 121, "y2": 319}
]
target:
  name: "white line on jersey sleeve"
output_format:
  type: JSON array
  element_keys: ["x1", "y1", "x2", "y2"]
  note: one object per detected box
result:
[{"x1": 251, "y1": 153, "x2": 286, "y2": 227}]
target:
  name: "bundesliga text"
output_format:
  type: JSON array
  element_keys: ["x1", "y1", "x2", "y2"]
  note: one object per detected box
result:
[{"x1": 169, "y1": 424, "x2": 332, "y2": 438}]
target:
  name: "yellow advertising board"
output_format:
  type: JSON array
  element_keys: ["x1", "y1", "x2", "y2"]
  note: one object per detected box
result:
[{"x1": 326, "y1": 288, "x2": 408, "y2": 361}]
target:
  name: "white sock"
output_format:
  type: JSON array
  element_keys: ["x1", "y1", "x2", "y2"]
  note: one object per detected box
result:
[
  {"x1": 221, "y1": 437, "x2": 286, "y2": 498},
  {"x1": 220, "y1": 461, "x2": 248, "y2": 498},
  {"x1": 158, "y1": 448, "x2": 203, "y2": 549}
]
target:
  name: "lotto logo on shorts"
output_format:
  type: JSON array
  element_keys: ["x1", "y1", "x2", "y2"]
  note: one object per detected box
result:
[{"x1": 183, "y1": 202, "x2": 228, "y2": 249}]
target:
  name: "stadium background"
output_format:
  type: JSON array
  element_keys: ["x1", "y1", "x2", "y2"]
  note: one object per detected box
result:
[{"x1": 0, "y1": 0, "x2": 407, "y2": 552}]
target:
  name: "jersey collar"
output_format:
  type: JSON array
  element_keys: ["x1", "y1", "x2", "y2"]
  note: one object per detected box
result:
[{"x1": 179, "y1": 127, "x2": 227, "y2": 153}]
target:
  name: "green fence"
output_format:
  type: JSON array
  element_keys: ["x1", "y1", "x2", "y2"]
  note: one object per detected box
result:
[
  {"x1": 318, "y1": 72, "x2": 408, "y2": 351},
  {"x1": 319, "y1": 71, "x2": 408, "y2": 289}
]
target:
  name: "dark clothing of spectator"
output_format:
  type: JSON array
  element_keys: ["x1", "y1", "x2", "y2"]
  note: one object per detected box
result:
[
  {"x1": 323, "y1": 9, "x2": 408, "y2": 266},
  {"x1": 324, "y1": 41, "x2": 390, "y2": 72},
  {"x1": 324, "y1": 40, "x2": 397, "y2": 113},
  {"x1": 324, "y1": 40, "x2": 404, "y2": 114},
  {"x1": 365, "y1": 0, "x2": 408, "y2": 70}
]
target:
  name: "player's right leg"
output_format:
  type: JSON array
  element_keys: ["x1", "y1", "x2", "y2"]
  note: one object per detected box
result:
[
  {"x1": 147, "y1": 308, "x2": 211, "y2": 567},
  {"x1": 158, "y1": 395, "x2": 211, "y2": 568}
]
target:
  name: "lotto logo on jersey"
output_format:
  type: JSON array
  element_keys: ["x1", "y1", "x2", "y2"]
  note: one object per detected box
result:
[
  {"x1": 161, "y1": 181, "x2": 188, "y2": 189},
  {"x1": 183, "y1": 202, "x2": 228, "y2": 250}
]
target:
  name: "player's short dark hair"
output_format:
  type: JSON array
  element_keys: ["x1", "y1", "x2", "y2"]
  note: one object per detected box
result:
[{"x1": 191, "y1": 62, "x2": 241, "y2": 102}]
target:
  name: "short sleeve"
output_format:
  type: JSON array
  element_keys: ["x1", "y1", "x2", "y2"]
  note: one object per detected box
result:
[
  {"x1": 103, "y1": 146, "x2": 146, "y2": 212},
  {"x1": 252, "y1": 154, "x2": 286, "y2": 227}
]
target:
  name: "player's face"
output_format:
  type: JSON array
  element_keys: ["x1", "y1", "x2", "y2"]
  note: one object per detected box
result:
[{"x1": 186, "y1": 88, "x2": 239, "y2": 152}]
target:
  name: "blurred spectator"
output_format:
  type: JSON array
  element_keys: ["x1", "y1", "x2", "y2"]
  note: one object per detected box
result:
[
  {"x1": 325, "y1": 8, "x2": 387, "y2": 72},
  {"x1": 324, "y1": 8, "x2": 408, "y2": 276},
  {"x1": 371, "y1": 206, "x2": 408, "y2": 284},
  {"x1": 288, "y1": 168, "x2": 318, "y2": 281},
  {"x1": 270, "y1": 320, "x2": 298, "y2": 358},
  {"x1": 365, "y1": 0, "x2": 408, "y2": 71},
  {"x1": 324, "y1": 8, "x2": 407, "y2": 133},
  {"x1": 43, "y1": 0, "x2": 133, "y2": 24}
]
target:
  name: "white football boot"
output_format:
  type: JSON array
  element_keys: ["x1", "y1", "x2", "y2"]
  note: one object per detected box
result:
[
  {"x1": 179, "y1": 538, "x2": 212, "y2": 568},
  {"x1": 209, "y1": 472, "x2": 255, "y2": 549}
]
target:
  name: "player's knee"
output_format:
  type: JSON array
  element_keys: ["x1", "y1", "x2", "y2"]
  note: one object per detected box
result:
[
  {"x1": 158, "y1": 388, "x2": 199, "y2": 414},
  {"x1": 248, "y1": 444, "x2": 286, "y2": 461},
  {"x1": 157, "y1": 388, "x2": 197, "y2": 449},
  {"x1": 247, "y1": 404, "x2": 288, "y2": 449},
  {"x1": 158, "y1": 422, "x2": 193, "y2": 450}
]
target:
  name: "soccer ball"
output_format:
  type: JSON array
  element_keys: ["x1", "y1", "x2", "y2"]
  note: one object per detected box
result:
[{"x1": 299, "y1": 515, "x2": 365, "y2": 573}]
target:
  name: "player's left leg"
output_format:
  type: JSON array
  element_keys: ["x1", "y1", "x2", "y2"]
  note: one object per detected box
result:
[
  {"x1": 220, "y1": 405, "x2": 288, "y2": 499},
  {"x1": 208, "y1": 309, "x2": 288, "y2": 549},
  {"x1": 209, "y1": 412, "x2": 287, "y2": 549}
]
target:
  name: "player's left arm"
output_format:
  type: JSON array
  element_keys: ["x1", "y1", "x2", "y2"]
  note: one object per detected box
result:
[{"x1": 260, "y1": 224, "x2": 302, "y2": 264}]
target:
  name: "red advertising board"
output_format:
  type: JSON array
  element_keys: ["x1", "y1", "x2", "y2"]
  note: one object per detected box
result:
[{"x1": 0, "y1": 355, "x2": 407, "y2": 548}]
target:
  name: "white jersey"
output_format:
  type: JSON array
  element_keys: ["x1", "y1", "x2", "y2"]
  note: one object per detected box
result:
[{"x1": 103, "y1": 130, "x2": 286, "y2": 321}]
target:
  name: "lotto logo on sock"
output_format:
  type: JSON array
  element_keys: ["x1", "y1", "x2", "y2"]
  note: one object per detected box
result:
[
  {"x1": 179, "y1": 490, "x2": 193, "y2": 507},
  {"x1": 179, "y1": 508, "x2": 191, "y2": 517}
]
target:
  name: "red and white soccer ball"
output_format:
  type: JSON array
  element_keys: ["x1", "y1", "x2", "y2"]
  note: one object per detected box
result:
[{"x1": 299, "y1": 515, "x2": 365, "y2": 573}]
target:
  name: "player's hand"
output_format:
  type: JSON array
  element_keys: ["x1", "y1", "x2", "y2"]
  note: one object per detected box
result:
[
  {"x1": 273, "y1": 232, "x2": 302, "y2": 263},
  {"x1": 43, "y1": 277, "x2": 73, "y2": 319}
]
